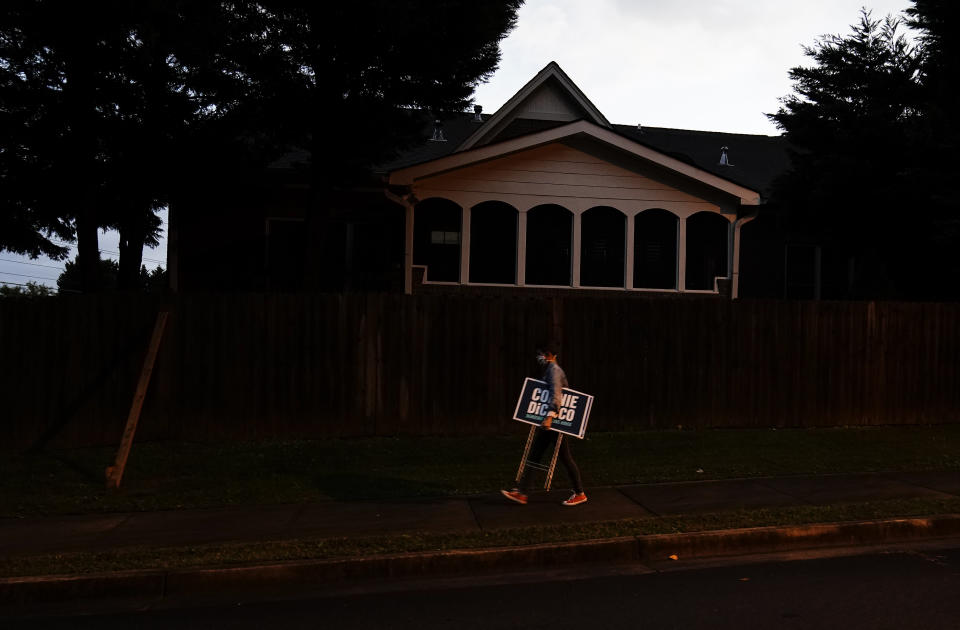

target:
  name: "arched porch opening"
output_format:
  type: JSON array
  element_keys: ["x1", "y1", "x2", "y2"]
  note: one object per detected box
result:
[
  {"x1": 581, "y1": 206, "x2": 625, "y2": 287},
  {"x1": 469, "y1": 201, "x2": 517, "y2": 284},
  {"x1": 413, "y1": 197, "x2": 461, "y2": 282},
  {"x1": 526, "y1": 204, "x2": 572, "y2": 286},
  {"x1": 634, "y1": 209, "x2": 678, "y2": 289},
  {"x1": 686, "y1": 211, "x2": 729, "y2": 290}
]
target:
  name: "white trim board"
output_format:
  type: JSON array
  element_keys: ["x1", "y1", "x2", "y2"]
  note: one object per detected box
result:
[
  {"x1": 390, "y1": 120, "x2": 761, "y2": 206},
  {"x1": 460, "y1": 61, "x2": 610, "y2": 151}
]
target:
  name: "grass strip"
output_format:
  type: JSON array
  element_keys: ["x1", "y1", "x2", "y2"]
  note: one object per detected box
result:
[
  {"x1": 5, "y1": 426, "x2": 960, "y2": 517},
  {"x1": 4, "y1": 496, "x2": 960, "y2": 579}
]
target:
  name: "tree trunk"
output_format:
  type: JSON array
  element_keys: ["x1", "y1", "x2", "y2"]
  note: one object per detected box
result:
[
  {"x1": 67, "y1": 117, "x2": 100, "y2": 292},
  {"x1": 115, "y1": 26, "x2": 166, "y2": 293},
  {"x1": 76, "y1": 206, "x2": 100, "y2": 292},
  {"x1": 63, "y1": 29, "x2": 101, "y2": 293},
  {"x1": 118, "y1": 208, "x2": 146, "y2": 291},
  {"x1": 305, "y1": 6, "x2": 337, "y2": 293}
]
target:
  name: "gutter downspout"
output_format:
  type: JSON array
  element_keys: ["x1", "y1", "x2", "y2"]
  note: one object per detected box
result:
[
  {"x1": 384, "y1": 186, "x2": 417, "y2": 295},
  {"x1": 731, "y1": 207, "x2": 760, "y2": 300}
]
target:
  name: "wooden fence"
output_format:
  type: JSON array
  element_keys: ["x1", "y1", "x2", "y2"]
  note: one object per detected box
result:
[{"x1": 3, "y1": 293, "x2": 960, "y2": 449}]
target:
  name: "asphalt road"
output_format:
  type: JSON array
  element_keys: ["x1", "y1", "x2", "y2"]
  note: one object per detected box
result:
[{"x1": 10, "y1": 544, "x2": 960, "y2": 629}]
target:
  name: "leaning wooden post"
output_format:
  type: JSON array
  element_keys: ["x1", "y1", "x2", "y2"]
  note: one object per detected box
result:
[{"x1": 105, "y1": 310, "x2": 169, "y2": 490}]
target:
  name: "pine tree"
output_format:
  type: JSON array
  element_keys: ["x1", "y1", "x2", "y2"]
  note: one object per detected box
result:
[
  {"x1": 1, "y1": 2, "x2": 280, "y2": 291},
  {"x1": 905, "y1": 0, "x2": 960, "y2": 291},
  {"x1": 768, "y1": 10, "x2": 923, "y2": 298},
  {"x1": 257, "y1": 0, "x2": 524, "y2": 290},
  {"x1": 3, "y1": 1, "x2": 524, "y2": 293}
]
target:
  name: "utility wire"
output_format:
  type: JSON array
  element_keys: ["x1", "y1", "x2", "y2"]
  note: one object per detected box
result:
[
  {"x1": 0, "y1": 270, "x2": 59, "y2": 281},
  {"x1": 0, "y1": 279, "x2": 61, "y2": 290},
  {"x1": 47, "y1": 240, "x2": 165, "y2": 264},
  {"x1": 0, "y1": 257, "x2": 65, "y2": 270},
  {"x1": 97, "y1": 248, "x2": 166, "y2": 264}
]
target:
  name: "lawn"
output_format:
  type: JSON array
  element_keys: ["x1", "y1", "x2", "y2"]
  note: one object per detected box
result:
[{"x1": 3, "y1": 425, "x2": 960, "y2": 518}]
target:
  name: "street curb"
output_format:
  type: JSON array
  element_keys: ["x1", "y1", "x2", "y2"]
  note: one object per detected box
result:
[
  {"x1": 0, "y1": 570, "x2": 165, "y2": 608},
  {"x1": 634, "y1": 514, "x2": 960, "y2": 561},
  {"x1": 163, "y1": 536, "x2": 638, "y2": 598},
  {"x1": 4, "y1": 514, "x2": 960, "y2": 607}
]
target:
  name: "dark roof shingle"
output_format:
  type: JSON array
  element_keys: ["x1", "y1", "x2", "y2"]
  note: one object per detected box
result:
[
  {"x1": 612, "y1": 124, "x2": 789, "y2": 197},
  {"x1": 273, "y1": 111, "x2": 790, "y2": 199}
]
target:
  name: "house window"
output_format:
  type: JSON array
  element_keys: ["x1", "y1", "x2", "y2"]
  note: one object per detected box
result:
[
  {"x1": 686, "y1": 212, "x2": 729, "y2": 290},
  {"x1": 430, "y1": 231, "x2": 460, "y2": 245},
  {"x1": 581, "y1": 206, "x2": 625, "y2": 288},
  {"x1": 470, "y1": 201, "x2": 517, "y2": 284},
  {"x1": 526, "y1": 204, "x2": 572, "y2": 286},
  {"x1": 634, "y1": 209, "x2": 678, "y2": 289},
  {"x1": 413, "y1": 197, "x2": 461, "y2": 282}
]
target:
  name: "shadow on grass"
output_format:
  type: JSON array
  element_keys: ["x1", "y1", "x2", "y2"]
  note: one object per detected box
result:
[
  {"x1": 47, "y1": 452, "x2": 105, "y2": 487},
  {"x1": 313, "y1": 473, "x2": 455, "y2": 501}
]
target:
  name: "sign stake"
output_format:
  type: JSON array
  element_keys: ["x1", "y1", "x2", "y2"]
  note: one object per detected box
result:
[
  {"x1": 516, "y1": 425, "x2": 538, "y2": 484},
  {"x1": 544, "y1": 434, "x2": 563, "y2": 491},
  {"x1": 515, "y1": 426, "x2": 565, "y2": 491}
]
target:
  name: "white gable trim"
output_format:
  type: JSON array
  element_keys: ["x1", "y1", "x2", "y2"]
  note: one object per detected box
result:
[
  {"x1": 390, "y1": 120, "x2": 761, "y2": 206},
  {"x1": 459, "y1": 61, "x2": 610, "y2": 151}
]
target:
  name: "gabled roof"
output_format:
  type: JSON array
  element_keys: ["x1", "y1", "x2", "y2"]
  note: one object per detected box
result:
[
  {"x1": 374, "y1": 114, "x2": 787, "y2": 197},
  {"x1": 373, "y1": 112, "x2": 491, "y2": 174},
  {"x1": 389, "y1": 119, "x2": 763, "y2": 206},
  {"x1": 274, "y1": 62, "x2": 789, "y2": 199},
  {"x1": 457, "y1": 61, "x2": 611, "y2": 151},
  {"x1": 383, "y1": 61, "x2": 786, "y2": 198},
  {"x1": 615, "y1": 125, "x2": 790, "y2": 198}
]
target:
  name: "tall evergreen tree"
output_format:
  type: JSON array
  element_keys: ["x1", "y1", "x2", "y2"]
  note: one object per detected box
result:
[
  {"x1": 3, "y1": 1, "x2": 523, "y2": 292},
  {"x1": 0, "y1": 10, "x2": 74, "y2": 263},
  {"x1": 258, "y1": 0, "x2": 523, "y2": 290},
  {"x1": 905, "y1": 0, "x2": 960, "y2": 291},
  {"x1": 768, "y1": 10, "x2": 923, "y2": 298},
  {"x1": 101, "y1": 1, "x2": 264, "y2": 290},
  {"x1": 1, "y1": 1, "x2": 282, "y2": 291},
  {"x1": 0, "y1": 1, "x2": 124, "y2": 289}
]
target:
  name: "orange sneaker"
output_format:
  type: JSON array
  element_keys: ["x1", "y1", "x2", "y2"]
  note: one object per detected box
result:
[
  {"x1": 562, "y1": 492, "x2": 588, "y2": 507},
  {"x1": 501, "y1": 488, "x2": 528, "y2": 505}
]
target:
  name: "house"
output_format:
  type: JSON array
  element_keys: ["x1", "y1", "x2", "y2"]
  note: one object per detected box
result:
[{"x1": 168, "y1": 62, "x2": 790, "y2": 298}]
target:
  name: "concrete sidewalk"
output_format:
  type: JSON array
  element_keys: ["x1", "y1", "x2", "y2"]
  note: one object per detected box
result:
[
  {"x1": 5, "y1": 470, "x2": 960, "y2": 610},
  {"x1": 4, "y1": 470, "x2": 960, "y2": 559}
]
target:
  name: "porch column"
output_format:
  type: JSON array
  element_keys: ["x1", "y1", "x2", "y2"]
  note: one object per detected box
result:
[
  {"x1": 727, "y1": 219, "x2": 735, "y2": 288},
  {"x1": 459, "y1": 205, "x2": 471, "y2": 284},
  {"x1": 517, "y1": 210, "x2": 527, "y2": 285},
  {"x1": 678, "y1": 216, "x2": 687, "y2": 292},
  {"x1": 571, "y1": 211, "x2": 582, "y2": 288},
  {"x1": 625, "y1": 212, "x2": 635, "y2": 290}
]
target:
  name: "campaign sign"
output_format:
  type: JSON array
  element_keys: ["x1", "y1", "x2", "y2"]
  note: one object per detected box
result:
[{"x1": 512, "y1": 378, "x2": 594, "y2": 439}]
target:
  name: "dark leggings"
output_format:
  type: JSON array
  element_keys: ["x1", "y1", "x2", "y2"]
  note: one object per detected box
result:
[{"x1": 518, "y1": 428, "x2": 584, "y2": 494}]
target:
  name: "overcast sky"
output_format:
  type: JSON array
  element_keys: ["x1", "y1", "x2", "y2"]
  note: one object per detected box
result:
[
  {"x1": 1, "y1": 0, "x2": 914, "y2": 290},
  {"x1": 474, "y1": 0, "x2": 915, "y2": 135},
  {"x1": 0, "y1": 210, "x2": 168, "y2": 291}
]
